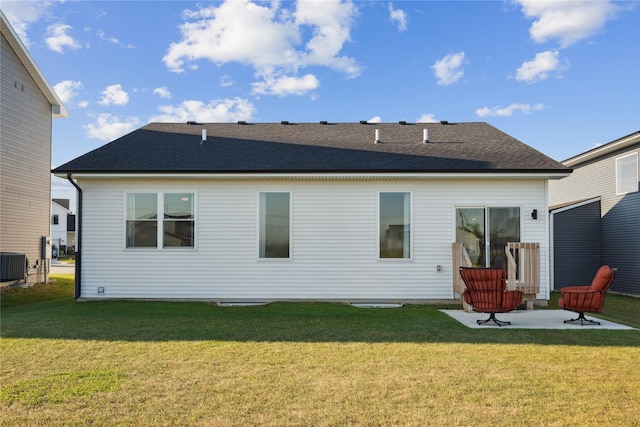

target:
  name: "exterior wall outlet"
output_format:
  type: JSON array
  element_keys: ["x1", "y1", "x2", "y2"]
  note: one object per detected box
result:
[
  {"x1": 97, "y1": 287, "x2": 105, "y2": 294},
  {"x1": 435, "y1": 265, "x2": 442, "y2": 272}
]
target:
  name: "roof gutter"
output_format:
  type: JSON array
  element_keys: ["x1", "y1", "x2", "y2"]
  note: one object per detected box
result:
[
  {"x1": 54, "y1": 171, "x2": 572, "y2": 181},
  {"x1": 66, "y1": 173, "x2": 82, "y2": 299}
]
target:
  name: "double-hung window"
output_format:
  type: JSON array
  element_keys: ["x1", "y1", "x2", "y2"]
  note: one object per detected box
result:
[
  {"x1": 259, "y1": 192, "x2": 291, "y2": 259},
  {"x1": 126, "y1": 192, "x2": 195, "y2": 248},
  {"x1": 616, "y1": 152, "x2": 638, "y2": 195},
  {"x1": 379, "y1": 192, "x2": 411, "y2": 259}
]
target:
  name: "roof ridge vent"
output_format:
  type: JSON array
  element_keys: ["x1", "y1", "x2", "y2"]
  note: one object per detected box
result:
[
  {"x1": 440, "y1": 120, "x2": 449, "y2": 125},
  {"x1": 237, "y1": 121, "x2": 248, "y2": 125},
  {"x1": 360, "y1": 120, "x2": 368, "y2": 125},
  {"x1": 399, "y1": 121, "x2": 407, "y2": 125},
  {"x1": 281, "y1": 121, "x2": 290, "y2": 125},
  {"x1": 319, "y1": 121, "x2": 328, "y2": 125}
]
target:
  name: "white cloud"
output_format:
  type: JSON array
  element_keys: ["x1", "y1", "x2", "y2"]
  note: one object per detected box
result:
[
  {"x1": 515, "y1": 0, "x2": 621, "y2": 48},
  {"x1": 432, "y1": 52, "x2": 465, "y2": 86},
  {"x1": 0, "y1": 1, "x2": 55, "y2": 46},
  {"x1": 53, "y1": 80, "x2": 82, "y2": 104},
  {"x1": 252, "y1": 73, "x2": 319, "y2": 96},
  {"x1": 416, "y1": 114, "x2": 438, "y2": 123},
  {"x1": 220, "y1": 75, "x2": 234, "y2": 87},
  {"x1": 85, "y1": 113, "x2": 139, "y2": 141},
  {"x1": 99, "y1": 84, "x2": 129, "y2": 106},
  {"x1": 77, "y1": 100, "x2": 89, "y2": 109},
  {"x1": 150, "y1": 97, "x2": 255, "y2": 123},
  {"x1": 152, "y1": 87, "x2": 172, "y2": 99},
  {"x1": 389, "y1": 3, "x2": 408, "y2": 31},
  {"x1": 45, "y1": 23, "x2": 82, "y2": 53},
  {"x1": 368, "y1": 116, "x2": 382, "y2": 123},
  {"x1": 475, "y1": 103, "x2": 544, "y2": 118},
  {"x1": 163, "y1": 0, "x2": 359, "y2": 96},
  {"x1": 294, "y1": 0, "x2": 360, "y2": 76},
  {"x1": 515, "y1": 50, "x2": 568, "y2": 83}
]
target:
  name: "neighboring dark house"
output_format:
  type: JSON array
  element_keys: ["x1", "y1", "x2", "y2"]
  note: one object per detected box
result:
[
  {"x1": 53, "y1": 121, "x2": 570, "y2": 301},
  {"x1": 549, "y1": 131, "x2": 640, "y2": 296}
]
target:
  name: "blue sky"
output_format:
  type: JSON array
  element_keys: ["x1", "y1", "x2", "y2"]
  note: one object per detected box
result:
[{"x1": 2, "y1": 1, "x2": 639, "y2": 203}]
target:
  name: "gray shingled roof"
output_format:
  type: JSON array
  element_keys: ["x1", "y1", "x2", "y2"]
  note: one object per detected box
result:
[{"x1": 52, "y1": 122, "x2": 570, "y2": 174}]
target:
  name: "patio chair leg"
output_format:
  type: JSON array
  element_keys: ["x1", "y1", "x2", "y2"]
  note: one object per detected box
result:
[
  {"x1": 564, "y1": 312, "x2": 601, "y2": 326},
  {"x1": 477, "y1": 313, "x2": 511, "y2": 327}
]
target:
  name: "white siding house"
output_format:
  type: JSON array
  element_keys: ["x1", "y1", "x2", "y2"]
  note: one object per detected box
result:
[
  {"x1": 51, "y1": 199, "x2": 75, "y2": 254},
  {"x1": 53, "y1": 122, "x2": 570, "y2": 302},
  {"x1": 1, "y1": 11, "x2": 67, "y2": 284}
]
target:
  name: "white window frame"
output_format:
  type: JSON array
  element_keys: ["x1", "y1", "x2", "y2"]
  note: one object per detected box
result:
[
  {"x1": 377, "y1": 191, "x2": 413, "y2": 261},
  {"x1": 616, "y1": 152, "x2": 638, "y2": 195},
  {"x1": 257, "y1": 191, "x2": 293, "y2": 261},
  {"x1": 125, "y1": 191, "x2": 197, "y2": 250}
]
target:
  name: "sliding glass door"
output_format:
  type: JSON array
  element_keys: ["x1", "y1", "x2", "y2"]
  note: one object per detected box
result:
[{"x1": 456, "y1": 207, "x2": 520, "y2": 268}]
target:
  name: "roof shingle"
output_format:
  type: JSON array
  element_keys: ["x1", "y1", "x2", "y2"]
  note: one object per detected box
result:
[{"x1": 53, "y1": 122, "x2": 569, "y2": 174}]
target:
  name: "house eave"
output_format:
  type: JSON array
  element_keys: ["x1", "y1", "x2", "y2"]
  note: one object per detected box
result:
[
  {"x1": 1, "y1": 10, "x2": 69, "y2": 119},
  {"x1": 562, "y1": 131, "x2": 640, "y2": 167},
  {"x1": 55, "y1": 171, "x2": 571, "y2": 181}
]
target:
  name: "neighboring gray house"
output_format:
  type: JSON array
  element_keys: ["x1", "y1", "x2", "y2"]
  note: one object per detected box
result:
[
  {"x1": 53, "y1": 121, "x2": 570, "y2": 302},
  {"x1": 0, "y1": 11, "x2": 68, "y2": 284},
  {"x1": 549, "y1": 131, "x2": 640, "y2": 296}
]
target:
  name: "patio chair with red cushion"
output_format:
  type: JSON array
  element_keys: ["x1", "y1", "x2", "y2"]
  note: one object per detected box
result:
[
  {"x1": 459, "y1": 267, "x2": 523, "y2": 326},
  {"x1": 558, "y1": 265, "x2": 615, "y2": 325}
]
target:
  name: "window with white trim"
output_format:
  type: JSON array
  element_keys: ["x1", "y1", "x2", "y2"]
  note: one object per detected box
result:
[
  {"x1": 379, "y1": 192, "x2": 411, "y2": 259},
  {"x1": 616, "y1": 152, "x2": 638, "y2": 195},
  {"x1": 126, "y1": 192, "x2": 195, "y2": 248},
  {"x1": 259, "y1": 192, "x2": 291, "y2": 259}
]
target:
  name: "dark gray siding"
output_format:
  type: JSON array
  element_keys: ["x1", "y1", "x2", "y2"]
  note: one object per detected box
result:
[
  {"x1": 552, "y1": 200, "x2": 602, "y2": 289},
  {"x1": 603, "y1": 191, "x2": 640, "y2": 295},
  {"x1": 549, "y1": 140, "x2": 640, "y2": 296}
]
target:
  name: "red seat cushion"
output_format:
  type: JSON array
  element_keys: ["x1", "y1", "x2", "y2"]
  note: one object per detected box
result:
[{"x1": 590, "y1": 265, "x2": 613, "y2": 291}]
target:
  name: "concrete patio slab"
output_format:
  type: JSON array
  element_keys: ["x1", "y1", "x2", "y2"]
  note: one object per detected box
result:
[{"x1": 440, "y1": 309, "x2": 636, "y2": 330}]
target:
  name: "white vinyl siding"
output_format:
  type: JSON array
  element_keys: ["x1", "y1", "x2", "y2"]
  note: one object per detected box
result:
[
  {"x1": 549, "y1": 146, "x2": 640, "y2": 216},
  {"x1": 77, "y1": 178, "x2": 549, "y2": 301}
]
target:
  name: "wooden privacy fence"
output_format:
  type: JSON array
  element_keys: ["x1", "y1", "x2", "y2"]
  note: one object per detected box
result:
[
  {"x1": 452, "y1": 242, "x2": 540, "y2": 311},
  {"x1": 506, "y1": 242, "x2": 540, "y2": 310},
  {"x1": 451, "y1": 242, "x2": 473, "y2": 312}
]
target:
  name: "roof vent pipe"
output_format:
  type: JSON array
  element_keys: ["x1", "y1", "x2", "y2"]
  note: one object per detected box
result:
[
  {"x1": 423, "y1": 129, "x2": 429, "y2": 144},
  {"x1": 201, "y1": 129, "x2": 207, "y2": 144},
  {"x1": 374, "y1": 129, "x2": 380, "y2": 144}
]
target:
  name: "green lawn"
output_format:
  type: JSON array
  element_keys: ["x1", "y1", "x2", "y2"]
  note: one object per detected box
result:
[{"x1": 1, "y1": 276, "x2": 639, "y2": 426}]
